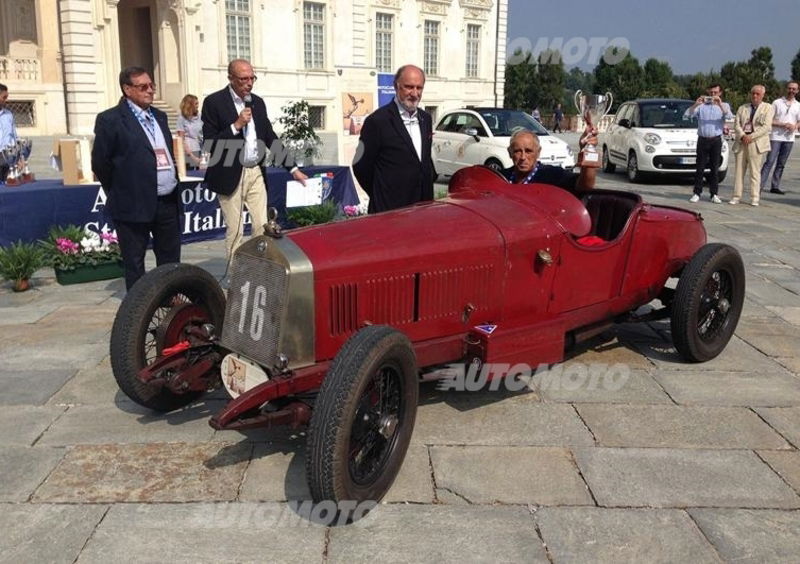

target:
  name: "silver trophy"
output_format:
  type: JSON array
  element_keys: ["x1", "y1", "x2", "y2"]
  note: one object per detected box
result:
[
  {"x1": 1, "y1": 144, "x2": 20, "y2": 185},
  {"x1": 573, "y1": 90, "x2": 613, "y2": 167},
  {"x1": 18, "y1": 139, "x2": 34, "y2": 182}
]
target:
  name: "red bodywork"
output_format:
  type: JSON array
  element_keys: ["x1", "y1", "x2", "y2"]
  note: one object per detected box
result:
[{"x1": 211, "y1": 166, "x2": 705, "y2": 429}]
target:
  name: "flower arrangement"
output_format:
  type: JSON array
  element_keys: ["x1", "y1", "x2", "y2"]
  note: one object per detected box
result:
[
  {"x1": 40, "y1": 225, "x2": 122, "y2": 272},
  {"x1": 343, "y1": 202, "x2": 368, "y2": 217}
]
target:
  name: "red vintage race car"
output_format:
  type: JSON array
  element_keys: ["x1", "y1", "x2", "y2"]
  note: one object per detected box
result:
[{"x1": 110, "y1": 166, "x2": 744, "y2": 507}]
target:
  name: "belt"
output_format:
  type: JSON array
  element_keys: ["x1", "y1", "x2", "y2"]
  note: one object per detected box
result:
[{"x1": 699, "y1": 135, "x2": 722, "y2": 139}]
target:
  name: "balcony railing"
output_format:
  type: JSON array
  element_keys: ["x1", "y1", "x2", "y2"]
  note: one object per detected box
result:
[{"x1": 0, "y1": 56, "x2": 40, "y2": 82}]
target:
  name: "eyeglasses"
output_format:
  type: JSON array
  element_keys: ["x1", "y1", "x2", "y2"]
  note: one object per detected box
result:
[
  {"x1": 127, "y1": 82, "x2": 156, "y2": 92},
  {"x1": 232, "y1": 75, "x2": 257, "y2": 83}
]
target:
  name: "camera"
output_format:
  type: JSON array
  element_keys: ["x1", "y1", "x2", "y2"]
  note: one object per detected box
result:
[{"x1": 703, "y1": 96, "x2": 714, "y2": 104}]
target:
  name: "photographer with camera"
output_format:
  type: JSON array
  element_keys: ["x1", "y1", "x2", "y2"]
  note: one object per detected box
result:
[{"x1": 684, "y1": 83, "x2": 733, "y2": 203}]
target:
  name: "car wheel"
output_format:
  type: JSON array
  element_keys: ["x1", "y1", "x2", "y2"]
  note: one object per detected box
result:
[
  {"x1": 484, "y1": 159, "x2": 504, "y2": 173},
  {"x1": 110, "y1": 263, "x2": 226, "y2": 411},
  {"x1": 671, "y1": 244, "x2": 745, "y2": 363},
  {"x1": 717, "y1": 169, "x2": 727, "y2": 183},
  {"x1": 626, "y1": 151, "x2": 642, "y2": 182},
  {"x1": 602, "y1": 146, "x2": 616, "y2": 173},
  {"x1": 306, "y1": 325, "x2": 418, "y2": 506}
]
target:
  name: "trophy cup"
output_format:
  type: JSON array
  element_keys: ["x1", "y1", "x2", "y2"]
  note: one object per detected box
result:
[
  {"x1": 573, "y1": 90, "x2": 613, "y2": 167},
  {"x1": 19, "y1": 139, "x2": 34, "y2": 183},
  {"x1": 2, "y1": 144, "x2": 21, "y2": 186}
]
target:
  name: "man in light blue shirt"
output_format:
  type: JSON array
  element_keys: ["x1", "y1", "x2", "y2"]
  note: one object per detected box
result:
[
  {"x1": 0, "y1": 83, "x2": 19, "y2": 182},
  {"x1": 684, "y1": 83, "x2": 733, "y2": 203}
]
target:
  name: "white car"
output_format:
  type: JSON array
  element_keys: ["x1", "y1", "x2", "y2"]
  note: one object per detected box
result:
[
  {"x1": 602, "y1": 98, "x2": 729, "y2": 183},
  {"x1": 432, "y1": 108, "x2": 575, "y2": 177}
]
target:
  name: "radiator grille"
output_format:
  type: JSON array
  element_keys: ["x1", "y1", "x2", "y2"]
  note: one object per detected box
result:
[{"x1": 221, "y1": 254, "x2": 288, "y2": 370}]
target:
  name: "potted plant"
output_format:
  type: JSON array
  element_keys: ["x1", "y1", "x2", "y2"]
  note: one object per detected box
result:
[
  {"x1": 277, "y1": 100, "x2": 322, "y2": 167},
  {"x1": 286, "y1": 200, "x2": 339, "y2": 227},
  {"x1": 40, "y1": 225, "x2": 124, "y2": 285},
  {"x1": 0, "y1": 240, "x2": 45, "y2": 292}
]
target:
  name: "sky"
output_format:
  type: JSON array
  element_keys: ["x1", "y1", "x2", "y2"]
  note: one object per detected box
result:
[{"x1": 507, "y1": 0, "x2": 798, "y2": 79}]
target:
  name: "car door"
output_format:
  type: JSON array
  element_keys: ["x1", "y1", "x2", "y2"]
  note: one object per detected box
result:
[
  {"x1": 606, "y1": 104, "x2": 631, "y2": 165},
  {"x1": 452, "y1": 113, "x2": 490, "y2": 171},
  {"x1": 433, "y1": 113, "x2": 460, "y2": 175}
]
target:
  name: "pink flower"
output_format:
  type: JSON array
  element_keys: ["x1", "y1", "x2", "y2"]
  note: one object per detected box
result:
[
  {"x1": 56, "y1": 238, "x2": 80, "y2": 255},
  {"x1": 343, "y1": 205, "x2": 359, "y2": 217},
  {"x1": 100, "y1": 232, "x2": 118, "y2": 244}
]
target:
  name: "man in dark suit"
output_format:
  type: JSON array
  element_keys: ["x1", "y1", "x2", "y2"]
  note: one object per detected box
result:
[
  {"x1": 202, "y1": 59, "x2": 307, "y2": 260},
  {"x1": 352, "y1": 64, "x2": 434, "y2": 214},
  {"x1": 91, "y1": 66, "x2": 181, "y2": 290}
]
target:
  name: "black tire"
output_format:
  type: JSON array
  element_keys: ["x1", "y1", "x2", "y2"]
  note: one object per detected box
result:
[
  {"x1": 627, "y1": 151, "x2": 642, "y2": 182},
  {"x1": 602, "y1": 145, "x2": 616, "y2": 173},
  {"x1": 484, "y1": 158, "x2": 504, "y2": 173},
  {"x1": 306, "y1": 326, "x2": 418, "y2": 505},
  {"x1": 671, "y1": 244, "x2": 745, "y2": 362},
  {"x1": 717, "y1": 169, "x2": 727, "y2": 183},
  {"x1": 110, "y1": 263, "x2": 226, "y2": 411}
]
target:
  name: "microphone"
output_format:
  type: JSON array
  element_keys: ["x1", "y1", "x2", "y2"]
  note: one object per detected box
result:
[{"x1": 244, "y1": 94, "x2": 252, "y2": 109}]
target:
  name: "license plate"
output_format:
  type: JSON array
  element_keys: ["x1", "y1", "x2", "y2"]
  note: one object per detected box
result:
[{"x1": 679, "y1": 157, "x2": 696, "y2": 165}]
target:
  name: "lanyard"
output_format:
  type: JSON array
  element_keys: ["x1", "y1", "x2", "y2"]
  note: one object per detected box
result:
[
  {"x1": 510, "y1": 162, "x2": 540, "y2": 184},
  {"x1": 128, "y1": 101, "x2": 157, "y2": 142}
]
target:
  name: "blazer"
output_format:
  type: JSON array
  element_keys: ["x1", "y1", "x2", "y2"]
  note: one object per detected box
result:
[
  {"x1": 91, "y1": 100, "x2": 180, "y2": 223},
  {"x1": 352, "y1": 102, "x2": 434, "y2": 213},
  {"x1": 732, "y1": 101, "x2": 774, "y2": 154},
  {"x1": 201, "y1": 87, "x2": 282, "y2": 196}
]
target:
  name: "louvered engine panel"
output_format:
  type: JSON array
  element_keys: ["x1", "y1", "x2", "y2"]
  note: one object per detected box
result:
[{"x1": 418, "y1": 265, "x2": 494, "y2": 320}]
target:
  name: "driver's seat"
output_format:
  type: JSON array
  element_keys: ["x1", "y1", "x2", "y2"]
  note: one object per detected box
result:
[{"x1": 580, "y1": 192, "x2": 638, "y2": 241}]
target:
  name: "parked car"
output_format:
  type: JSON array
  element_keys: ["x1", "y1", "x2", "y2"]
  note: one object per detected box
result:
[
  {"x1": 110, "y1": 166, "x2": 744, "y2": 510},
  {"x1": 602, "y1": 98, "x2": 730, "y2": 182},
  {"x1": 432, "y1": 108, "x2": 575, "y2": 177}
]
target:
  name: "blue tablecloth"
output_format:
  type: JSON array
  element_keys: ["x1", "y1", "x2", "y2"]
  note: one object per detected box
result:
[{"x1": 0, "y1": 166, "x2": 358, "y2": 246}]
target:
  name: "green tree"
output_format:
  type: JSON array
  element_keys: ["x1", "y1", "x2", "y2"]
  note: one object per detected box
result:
[
  {"x1": 593, "y1": 50, "x2": 645, "y2": 110},
  {"x1": 504, "y1": 48, "x2": 536, "y2": 110},
  {"x1": 721, "y1": 47, "x2": 781, "y2": 108},
  {"x1": 564, "y1": 67, "x2": 595, "y2": 108},
  {"x1": 641, "y1": 59, "x2": 687, "y2": 98},
  {"x1": 792, "y1": 48, "x2": 800, "y2": 81},
  {"x1": 534, "y1": 49, "x2": 566, "y2": 115}
]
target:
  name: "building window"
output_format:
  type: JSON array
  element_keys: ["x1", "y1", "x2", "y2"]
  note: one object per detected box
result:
[
  {"x1": 303, "y1": 2, "x2": 325, "y2": 70},
  {"x1": 309, "y1": 105, "x2": 325, "y2": 129},
  {"x1": 225, "y1": 0, "x2": 251, "y2": 62},
  {"x1": 423, "y1": 20, "x2": 439, "y2": 76},
  {"x1": 375, "y1": 13, "x2": 393, "y2": 73},
  {"x1": 466, "y1": 24, "x2": 480, "y2": 78},
  {"x1": 7, "y1": 100, "x2": 35, "y2": 127}
]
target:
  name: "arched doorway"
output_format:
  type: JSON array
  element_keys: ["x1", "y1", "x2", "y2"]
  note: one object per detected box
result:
[{"x1": 117, "y1": 0, "x2": 155, "y2": 75}]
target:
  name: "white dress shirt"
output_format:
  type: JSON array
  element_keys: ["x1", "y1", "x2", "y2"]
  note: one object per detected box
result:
[
  {"x1": 228, "y1": 87, "x2": 260, "y2": 166},
  {"x1": 394, "y1": 97, "x2": 422, "y2": 161}
]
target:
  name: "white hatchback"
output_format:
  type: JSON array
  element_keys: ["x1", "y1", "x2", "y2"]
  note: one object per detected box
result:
[
  {"x1": 432, "y1": 108, "x2": 575, "y2": 177},
  {"x1": 602, "y1": 98, "x2": 729, "y2": 183}
]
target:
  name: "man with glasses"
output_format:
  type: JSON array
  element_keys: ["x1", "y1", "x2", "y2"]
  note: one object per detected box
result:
[
  {"x1": 202, "y1": 59, "x2": 308, "y2": 261},
  {"x1": 760, "y1": 81, "x2": 800, "y2": 195},
  {"x1": 91, "y1": 66, "x2": 181, "y2": 290}
]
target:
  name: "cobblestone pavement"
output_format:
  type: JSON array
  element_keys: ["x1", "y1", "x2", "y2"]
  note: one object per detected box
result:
[{"x1": 2, "y1": 144, "x2": 799, "y2": 563}]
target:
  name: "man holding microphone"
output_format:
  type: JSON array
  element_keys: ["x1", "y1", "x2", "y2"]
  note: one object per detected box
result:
[{"x1": 202, "y1": 59, "x2": 307, "y2": 261}]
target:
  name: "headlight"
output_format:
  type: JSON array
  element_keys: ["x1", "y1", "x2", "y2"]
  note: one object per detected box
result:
[{"x1": 643, "y1": 133, "x2": 661, "y2": 145}]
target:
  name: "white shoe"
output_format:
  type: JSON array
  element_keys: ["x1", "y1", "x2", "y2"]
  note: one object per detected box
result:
[
  {"x1": 710, "y1": 195, "x2": 722, "y2": 204},
  {"x1": 689, "y1": 194, "x2": 700, "y2": 203},
  {"x1": 751, "y1": 201, "x2": 759, "y2": 207},
  {"x1": 729, "y1": 198, "x2": 739, "y2": 205}
]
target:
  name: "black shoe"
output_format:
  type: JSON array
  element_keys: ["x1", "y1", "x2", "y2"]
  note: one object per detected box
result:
[{"x1": 770, "y1": 188, "x2": 786, "y2": 194}]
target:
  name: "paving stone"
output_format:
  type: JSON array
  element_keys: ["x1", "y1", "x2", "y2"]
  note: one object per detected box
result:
[
  {"x1": 576, "y1": 405, "x2": 790, "y2": 449},
  {"x1": 0, "y1": 368, "x2": 77, "y2": 405},
  {"x1": 78, "y1": 503, "x2": 326, "y2": 563},
  {"x1": 689, "y1": 509, "x2": 800, "y2": 563},
  {"x1": 0, "y1": 445, "x2": 65, "y2": 502},
  {"x1": 430, "y1": 446, "x2": 592, "y2": 505},
  {"x1": 755, "y1": 407, "x2": 800, "y2": 447},
  {"x1": 34, "y1": 442, "x2": 251, "y2": 502},
  {"x1": 0, "y1": 304, "x2": 58, "y2": 324},
  {"x1": 538, "y1": 369, "x2": 673, "y2": 404},
  {"x1": 634, "y1": 335, "x2": 787, "y2": 374},
  {"x1": 757, "y1": 450, "x2": 800, "y2": 494},
  {"x1": 653, "y1": 370, "x2": 800, "y2": 407},
  {"x1": 564, "y1": 335, "x2": 655, "y2": 370},
  {"x1": 0, "y1": 343, "x2": 109, "y2": 372},
  {"x1": 574, "y1": 447, "x2": 800, "y2": 508},
  {"x1": 536, "y1": 507, "x2": 719, "y2": 563},
  {"x1": 328, "y1": 505, "x2": 547, "y2": 563},
  {"x1": 0, "y1": 503, "x2": 107, "y2": 564},
  {"x1": 36, "y1": 404, "x2": 219, "y2": 446},
  {"x1": 46, "y1": 356, "x2": 130, "y2": 406},
  {"x1": 0, "y1": 405, "x2": 66, "y2": 445},
  {"x1": 413, "y1": 402, "x2": 594, "y2": 446},
  {"x1": 742, "y1": 275, "x2": 800, "y2": 308}
]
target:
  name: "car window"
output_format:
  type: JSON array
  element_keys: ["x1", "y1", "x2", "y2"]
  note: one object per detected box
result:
[
  {"x1": 629, "y1": 105, "x2": 640, "y2": 127},
  {"x1": 639, "y1": 101, "x2": 697, "y2": 128},
  {"x1": 475, "y1": 109, "x2": 549, "y2": 137},
  {"x1": 615, "y1": 104, "x2": 632, "y2": 123},
  {"x1": 436, "y1": 114, "x2": 457, "y2": 132}
]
